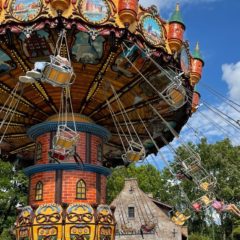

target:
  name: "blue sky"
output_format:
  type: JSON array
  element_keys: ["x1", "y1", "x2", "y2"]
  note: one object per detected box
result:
[{"x1": 139, "y1": 0, "x2": 240, "y2": 169}]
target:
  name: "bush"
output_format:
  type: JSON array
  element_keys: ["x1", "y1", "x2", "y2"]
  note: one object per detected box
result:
[
  {"x1": 0, "y1": 228, "x2": 15, "y2": 240},
  {"x1": 188, "y1": 233, "x2": 212, "y2": 240}
]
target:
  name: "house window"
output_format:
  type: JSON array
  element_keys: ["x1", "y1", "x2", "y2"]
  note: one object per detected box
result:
[
  {"x1": 128, "y1": 207, "x2": 135, "y2": 218},
  {"x1": 35, "y1": 181, "x2": 43, "y2": 201},
  {"x1": 35, "y1": 142, "x2": 42, "y2": 161},
  {"x1": 76, "y1": 180, "x2": 86, "y2": 199},
  {"x1": 97, "y1": 144, "x2": 103, "y2": 162}
]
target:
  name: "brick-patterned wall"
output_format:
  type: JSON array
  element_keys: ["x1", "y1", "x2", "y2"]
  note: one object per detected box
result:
[
  {"x1": 75, "y1": 132, "x2": 87, "y2": 163},
  {"x1": 62, "y1": 170, "x2": 106, "y2": 204},
  {"x1": 35, "y1": 133, "x2": 51, "y2": 164},
  {"x1": 29, "y1": 171, "x2": 56, "y2": 206},
  {"x1": 35, "y1": 132, "x2": 103, "y2": 165},
  {"x1": 91, "y1": 135, "x2": 102, "y2": 165}
]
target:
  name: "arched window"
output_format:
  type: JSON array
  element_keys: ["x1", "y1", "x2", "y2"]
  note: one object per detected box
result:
[
  {"x1": 76, "y1": 180, "x2": 86, "y2": 199},
  {"x1": 35, "y1": 181, "x2": 43, "y2": 201},
  {"x1": 97, "y1": 144, "x2": 103, "y2": 162}
]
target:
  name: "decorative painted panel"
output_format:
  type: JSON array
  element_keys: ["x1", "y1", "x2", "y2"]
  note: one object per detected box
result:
[
  {"x1": 96, "y1": 205, "x2": 116, "y2": 240},
  {"x1": 32, "y1": 204, "x2": 63, "y2": 240},
  {"x1": 79, "y1": 0, "x2": 111, "y2": 24},
  {"x1": 19, "y1": 30, "x2": 53, "y2": 62},
  {"x1": 65, "y1": 203, "x2": 96, "y2": 240},
  {"x1": 140, "y1": 15, "x2": 164, "y2": 47},
  {"x1": 72, "y1": 32, "x2": 105, "y2": 64},
  {"x1": 10, "y1": 0, "x2": 42, "y2": 22},
  {"x1": 16, "y1": 206, "x2": 34, "y2": 240}
]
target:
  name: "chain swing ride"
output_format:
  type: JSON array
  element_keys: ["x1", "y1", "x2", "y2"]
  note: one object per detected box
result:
[{"x1": 0, "y1": 0, "x2": 239, "y2": 239}]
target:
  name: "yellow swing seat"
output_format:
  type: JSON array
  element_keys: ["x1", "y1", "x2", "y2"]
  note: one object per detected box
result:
[
  {"x1": 54, "y1": 125, "x2": 79, "y2": 152},
  {"x1": 125, "y1": 150, "x2": 144, "y2": 162},
  {"x1": 43, "y1": 56, "x2": 75, "y2": 87},
  {"x1": 166, "y1": 85, "x2": 186, "y2": 109},
  {"x1": 170, "y1": 211, "x2": 191, "y2": 226},
  {"x1": 199, "y1": 175, "x2": 216, "y2": 192},
  {"x1": 181, "y1": 154, "x2": 201, "y2": 174},
  {"x1": 200, "y1": 195, "x2": 213, "y2": 206},
  {"x1": 122, "y1": 141, "x2": 146, "y2": 163},
  {"x1": 199, "y1": 182, "x2": 211, "y2": 191}
]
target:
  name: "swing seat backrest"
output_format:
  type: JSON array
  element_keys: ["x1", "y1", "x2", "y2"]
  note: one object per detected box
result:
[
  {"x1": 55, "y1": 137, "x2": 76, "y2": 150},
  {"x1": 125, "y1": 150, "x2": 142, "y2": 162},
  {"x1": 199, "y1": 182, "x2": 210, "y2": 191},
  {"x1": 168, "y1": 86, "x2": 186, "y2": 107},
  {"x1": 200, "y1": 195, "x2": 213, "y2": 206},
  {"x1": 192, "y1": 202, "x2": 202, "y2": 212},
  {"x1": 199, "y1": 175, "x2": 216, "y2": 192},
  {"x1": 42, "y1": 56, "x2": 75, "y2": 87},
  {"x1": 127, "y1": 141, "x2": 146, "y2": 159},
  {"x1": 188, "y1": 162, "x2": 201, "y2": 173},
  {"x1": 212, "y1": 200, "x2": 223, "y2": 211},
  {"x1": 54, "y1": 125, "x2": 79, "y2": 151},
  {"x1": 171, "y1": 215, "x2": 185, "y2": 226}
]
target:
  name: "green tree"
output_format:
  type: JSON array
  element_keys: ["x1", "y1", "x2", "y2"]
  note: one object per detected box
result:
[
  {"x1": 188, "y1": 233, "x2": 212, "y2": 240},
  {"x1": 107, "y1": 163, "x2": 167, "y2": 204},
  {"x1": 0, "y1": 159, "x2": 28, "y2": 238}
]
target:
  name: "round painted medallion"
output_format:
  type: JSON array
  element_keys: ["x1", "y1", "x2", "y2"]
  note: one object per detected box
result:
[
  {"x1": 79, "y1": 0, "x2": 110, "y2": 24},
  {"x1": 141, "y1": 15, "x2": 163, "y2": 46},
  {"x1": 10, "y1": 0, "x2": 42, "y2": 22},
  {"x1": 180, "y1": 46, "x2": 190, "y2": 74}
]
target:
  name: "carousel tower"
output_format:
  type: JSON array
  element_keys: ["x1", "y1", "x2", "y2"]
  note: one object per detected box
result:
[
  {"x1": 25, "y1": 114, "x2": 110, "y2": 206},
  {"x1": 16, "y1": 114, "x2": 116, "y2": 239}
]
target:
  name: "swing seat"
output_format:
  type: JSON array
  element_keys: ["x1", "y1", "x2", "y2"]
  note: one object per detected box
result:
[
  {"x1": 188, "y1": 162, "x2": 201, "y2": 173},
  {"x1": 49, "y1": 149, "x2": 69, "y2": 162},
  {"x1": 192, "y1": 202, "x2": 202, "y2": 212},
  {"x1": 200, "y1": 195, "x2": 213, "y2": 206},
  {"x1": 212, "y1": 200, "x2": 223, "y2": 211},
  {"x1": 125, "y1": 150, "x2": 144, "y2": 162},
  {"x1": 199, "y1": 175, "x2": 216, "y2": 192},
  {"x1": 42, "y1": 56, "x2": 75, "y2": 87},
  {"x1": 53, "y1": 125, "x2": 79, "y2": 152},
  {"x1": 141, "y1": 223, "x2": 156, "y2": 232},
  {"x1": 170, "y1": 211, "x2": 190, "y2": 225},
  {"x1": 199, "y1": 182, "x2": 210, "y2": 191},
  {"x1": 181, "y1": 154, "x2": 201, "y2": 174},
  {"x1": 122, "y1": 141, "x2": 146, "y2": 163},
  {"x1": 171, "y1": 217, "x2": 185, "y2": 226},
  {"x1": 167, "y1": 86, "x2": 186, "y2": 108}
]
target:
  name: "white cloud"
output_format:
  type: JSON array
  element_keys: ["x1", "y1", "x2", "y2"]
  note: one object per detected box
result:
[{"x1": 222, "y1": 61, "x2": 240, "y2": 102}]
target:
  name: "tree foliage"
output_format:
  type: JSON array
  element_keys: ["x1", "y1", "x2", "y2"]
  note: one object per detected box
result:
[
  {"x1": 0, "y1": 159, "x2": 28, "y2": 238},
  {"x1": 107, "y1": 163, "x2": 165, "y2": 204},
  {"x1": 188, "y1": 233, "x2": 212, "y2": 240}
]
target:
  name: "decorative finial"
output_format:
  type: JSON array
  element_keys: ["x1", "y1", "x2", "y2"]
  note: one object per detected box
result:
[
  {"x1": 169, "y1": 2, "x2": 185, "y2": 26},
  {"x1": 196, "y1": 42, "x2": 200, "y2": 51},
  {"x1": 176, "y1": 3, "x2": 180, "y2": 12},
  {"x1": 192, "y1": 42, "x2": 204, "y2": 65}
]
